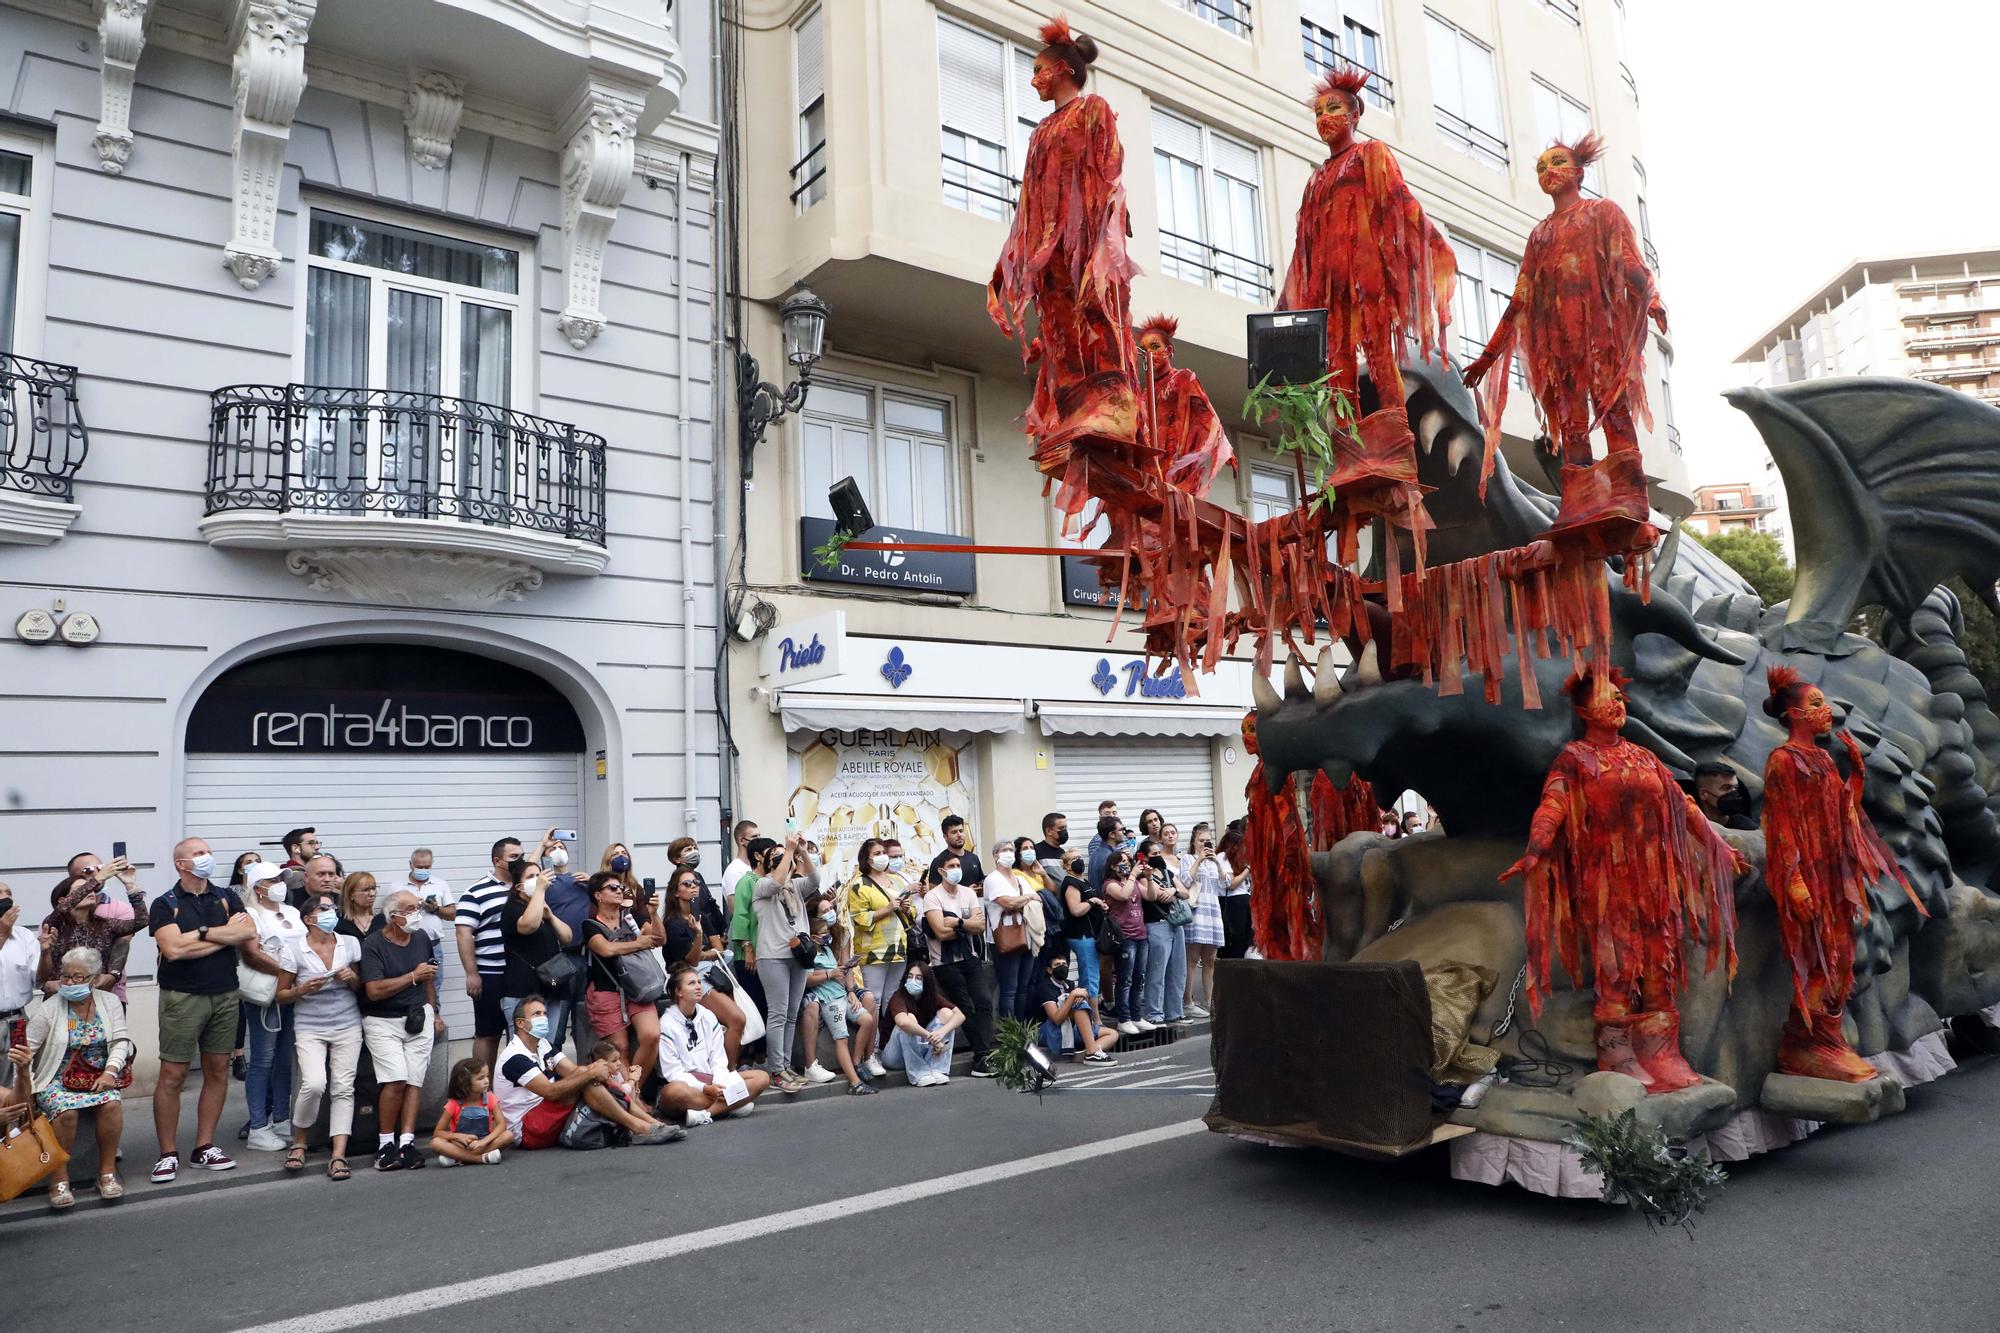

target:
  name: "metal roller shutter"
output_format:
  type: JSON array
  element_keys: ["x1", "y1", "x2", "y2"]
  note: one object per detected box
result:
[
  {"x1": 180, "y1": 753, "x2": 582, "y2": 1037},
  {"x1": 1052, "y1": 736, "x2": 1215, "y2": 836}
]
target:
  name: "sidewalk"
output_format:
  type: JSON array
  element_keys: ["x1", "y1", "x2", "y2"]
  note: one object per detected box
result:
[{"x1": 0, "y1": 1019, "x2": 1201, "y2": 1223}]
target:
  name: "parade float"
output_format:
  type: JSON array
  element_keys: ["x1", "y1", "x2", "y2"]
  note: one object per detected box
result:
[{"x1": 961, "y1": 14, "x2": 2000, "y2": 1204}]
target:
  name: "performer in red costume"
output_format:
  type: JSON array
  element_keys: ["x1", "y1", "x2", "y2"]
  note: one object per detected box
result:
[
  {"x1": 1135, "y1": 314, "x2": 1235, "y2": 497},
  {"x1": 1462, "y1": 132, "x2": 1664, "y2": 542},
  {"x1": 1277, "y1": 64, "x2": 1456, "y2": 575},
  {"x1": 1501, "y1": 667, "x2": 1744, "y2": 1093},
  {"x1": 987, "y1": 16, "x2": 1140, "y2": 496},
  {"x1": 1760, "y1": 668, "x2": 1927, "y2": 1082}
]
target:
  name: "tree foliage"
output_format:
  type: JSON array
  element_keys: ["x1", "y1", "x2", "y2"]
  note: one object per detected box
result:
[{"x1": 1691, "y1": 528, "x2": 1795, "y2": 606}]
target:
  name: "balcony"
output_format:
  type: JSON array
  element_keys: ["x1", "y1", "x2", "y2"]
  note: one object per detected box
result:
[
  {"x1": 1912, "y1": 364, "x2": 1996, "y2": 386},
  {"x1": 1160, "y1": 230, "x2": 1276, "y2": 304},
  {"x1": 1539, "y1": 0, "x2": 1583, "y2": 26},
  {"x1": 1435, "y1": 107, "x2": 1508, "y2": 170},
  {"x1": 1905, "y1": 323, "x2": 2000, "y2": 351},
  {"x1": 201, "y1": 385, "x2": 608, "y2": 606},
  {"x1": 1300, "y1": 21, "x2": 1396, "y2": 111},
  {"x1": 1174, "y1": 0, "x2": 1253, "y2": 40},
  {"x1": 0, "y1": 353, "x2": 90, "y2": 545}
]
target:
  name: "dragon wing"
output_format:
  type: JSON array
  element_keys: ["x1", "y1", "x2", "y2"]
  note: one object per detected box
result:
[{"x1": 1726, "y1": 377, "x2": 2000, "y2": 649}]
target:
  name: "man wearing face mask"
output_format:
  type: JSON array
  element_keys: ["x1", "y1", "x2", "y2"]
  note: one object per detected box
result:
[
  {"x1": 1033, "y1": 812, "x2": 1070, "y2": 872},
  {"x1": 147, "y1": 837, "x2": 257, "y2": 1182},
  {"x1": 538, "y1": 834, "x2": 593, "y2": 1053},
  {"x1": 360, "y1": 890, "x2": 446, "y2": 1171},
  {"x1": 1033, "y1": 950, "x2": 1117, "y2": 1064},
  {"x1": 402, "y1": 848, "x2": 455, "y2": 970}
]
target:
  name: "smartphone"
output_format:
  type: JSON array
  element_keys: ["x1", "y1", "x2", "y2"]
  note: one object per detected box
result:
[
  {"x1": 640, "y1": 877, "x2": 656, "y2": 901},
  {"x1": 111, "y1": 840, "x2": 127, "y2": 862},
  {"x1": 552, "y1": 829, "x2": 578, "y2": 844}
]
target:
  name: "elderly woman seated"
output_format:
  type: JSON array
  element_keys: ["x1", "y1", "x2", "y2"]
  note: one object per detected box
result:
[{"x1": 5, "y1": 946, "x2": 136, "y2": 1210}]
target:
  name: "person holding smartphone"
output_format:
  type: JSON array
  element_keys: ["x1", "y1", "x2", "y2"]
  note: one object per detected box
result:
[
  {"x1": 499, "y1": 838, "x2": 574, "y2": 1039},
  {"x1": 1138, "y1": 837, "x2": 1188, "y2": 1027},
  {"x1": 277, "y1": 888, "x2": 364, "y2": 1179},
  {"x1": 751, "y1": 834, "x2": 818, "y2": 1093},
  {"x1": 38, "y1": 860, "x2": 145, "y2": 1002},
  {"x1": 1101, "y1": 850, "x2": 1148, "y2": 1033},
  {"x1": 1180, "y1": 823, "x2": 1228, "y2": 1017}
]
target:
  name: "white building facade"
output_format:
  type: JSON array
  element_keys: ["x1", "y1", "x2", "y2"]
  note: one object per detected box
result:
[{"x1": 1, "y1": 0, "x2": 722, "y2": 1041}]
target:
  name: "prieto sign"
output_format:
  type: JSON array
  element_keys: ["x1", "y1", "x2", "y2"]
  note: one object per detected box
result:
[{"x1": 758, "y1": 607, "x2": 847, "y2": 687}]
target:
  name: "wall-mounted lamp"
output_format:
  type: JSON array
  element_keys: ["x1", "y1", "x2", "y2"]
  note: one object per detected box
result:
[{"x1": 738, "y1": 282, "x2": 831, "y2": 477}]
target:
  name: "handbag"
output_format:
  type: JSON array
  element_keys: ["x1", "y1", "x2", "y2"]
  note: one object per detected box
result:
[
  {"x1": 0, "y1": 1112, "x2": 69, "y2": 1202},
  {"x1": 238, "y1": 958, "x2": 278, "y2": 1008},
  {"x1": 1164, "y1": 894, "x2": 1194, "y2": 929},
  {"x1": 534, "y1": 951, "x2": 583, "y2": 993},
  {"x1": 613, "y1": 938, "x2": 668, "y2": 1006},
  {"x1": 59, "y1": 1036, "x2": 135, "y2": 1093},
  {"x1": 995, "y1": 909, "x2": 1029, "y2": 956},
  {"x1": 788, "y1": 933, "x2": 820, "y2": 969},
  {"x1": 557, "y1": 1099, "x2": 630, "y2": 1151}
]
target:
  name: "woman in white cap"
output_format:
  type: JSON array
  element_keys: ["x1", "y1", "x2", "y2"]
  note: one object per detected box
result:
[{"x1": 236, "y1": 861, "x2": 305, "y2": 1152}]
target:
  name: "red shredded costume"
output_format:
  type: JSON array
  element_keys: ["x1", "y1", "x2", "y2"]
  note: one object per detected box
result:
[
  {"x1": 1760, "y1": 667, "x2": 1925, "y2": 1081},
  {"x1": 1243, "y1": 713, "x2": 1321, "y2": 962},
  {"x1": 1310, "y1": 770, "x2": 1379, "y2": 851},
  {"x1": 1135, "y1": 314, "x2": 1234, "y2": 496}
]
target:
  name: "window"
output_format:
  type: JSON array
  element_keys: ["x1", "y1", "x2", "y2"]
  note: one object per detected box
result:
[
  {"x1": 937, "y1": 17, "x2": 1046, "y2": 221},
  {"x1": 1538, "y1": 0, "x2": 1581, "y2": 26},
  {"x1": 792, "y1": 8, "x2": 826, "y2": 210},
  {"x1": 1425, "y1": 13, "x2": 1506, "y2": 169},
  {"x1": 1153, "y1": 109, "x2": 1272, "y2": 302},
  {"x1": 300, "y1": 208, "x2": 526, "y2": 507},
  {"x1": 1531, "y1": 79, "x2": 1598, "y2": 196},
  {"x1": 1634, "y1": 159, "x2": 1659, "y2": 272},
  {"x1": 1249, "y1": 466, "x2": 1298, "y2": 524},
  {"x1": 0, "y1": 138, "x2": 43, "y2": 356},
  {"x1": 1171, "y1": 0, "x2": 1252, "y2": 41},
  {"x1": 1449, "y1": 235, "x2": 1525, "y2": 388},
  {"x1": 1299, "y1": 1, "x2": 1395, "y2": 110},
  {"x1": 1662, "y1": 363, "x2": 1680, "y2": 453},
  {"x1": 800, "y1": 377, "x2": 959, "y2": 534}
]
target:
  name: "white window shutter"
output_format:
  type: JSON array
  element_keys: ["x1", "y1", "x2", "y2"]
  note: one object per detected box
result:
[
  {"x1": 1300, "y1": 0, "x2": 1341, "y2": 25},
  {"x1": 1211, "y1": 131, "x2": 1259, "y2": 186},
  {"x1": 1152, "y1": 108, "x2": 1203, "y2": 162},
  {"x1": 937, "y1": 18, "x2": 1005, "y2": 141},
  {"x1": 795, "y1": 7, "x2": 824, "y2": 113},
  {"x1": 1345, "y1": 0, "x2": 1386, "y2": 28}
]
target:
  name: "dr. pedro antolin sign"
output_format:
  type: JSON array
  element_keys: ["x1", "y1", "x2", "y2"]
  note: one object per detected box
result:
[{"x1": 799, "y1": 517, "x2": 975, "y2": 595}]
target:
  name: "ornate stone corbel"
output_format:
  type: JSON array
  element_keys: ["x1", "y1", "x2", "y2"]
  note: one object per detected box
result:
[
  {"x1": 404, "y1": 71, "x2": 464, "y2": 171},
  {"x1": 94, "y1": 0, "x2": 153, "y2": 174},
  {"x1": 223, "y1": 0, "x2": 317, "y2": 289},
  {"x1": 556, "y1": 82, "x2": 643, "y2": 350}
]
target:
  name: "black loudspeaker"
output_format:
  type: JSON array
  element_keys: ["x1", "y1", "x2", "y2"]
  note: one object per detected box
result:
[
  {"x1": 1246, "y1": 309, "x2": 1329, "y2": 389},
  {"x1": 829, "y1": 476, "x2": 875, "y2": 538}
]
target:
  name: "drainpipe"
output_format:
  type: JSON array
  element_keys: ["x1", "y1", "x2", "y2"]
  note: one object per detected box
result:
[{"x1": 678, "y1": 149, "x2": 701, "y2": 850}]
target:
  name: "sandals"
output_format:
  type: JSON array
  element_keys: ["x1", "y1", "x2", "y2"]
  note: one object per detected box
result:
[
  {"x1": 48, "y1": 1180, "x2": 75, "y2": 1210},
  {"x1": 284, "y1": 1144, "x2": 307, "y2": 1174},
  {"x1": 98, "y1": 1173, "x2": 125, "y2": 1201},
  {"x1": 326, "y1": 1156, "x2": 351, "y2": 1182}
]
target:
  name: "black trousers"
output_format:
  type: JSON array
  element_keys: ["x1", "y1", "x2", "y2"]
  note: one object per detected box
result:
[
  {"x1": 1218, "y1": 895, "x2": 1253, "y2": 960},
  {"x1": 932, "y1": 956, "x2": 996, "y2": 1060}
]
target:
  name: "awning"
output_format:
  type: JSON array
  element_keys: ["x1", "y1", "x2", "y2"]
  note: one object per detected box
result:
[
  {"x1": 776, "y1": 692, "x2": 1026, "y2": 735},
  {"x1": 1034, "y1": 702, "x2": 1247, "y2": 739}
]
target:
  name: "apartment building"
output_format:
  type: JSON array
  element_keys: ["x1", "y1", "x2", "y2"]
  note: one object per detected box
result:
[
  {"x1": 1, "y1": 0, "x2": 719, "y2": 1052},
  {"x1": 1686, "y1": 482, "x2": 1774, "y2": 539},
  {"x1": 723, "y1": 0, "x2": 1684, "y2": 881}
]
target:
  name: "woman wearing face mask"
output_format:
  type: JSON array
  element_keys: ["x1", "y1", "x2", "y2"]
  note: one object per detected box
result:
[
  {"x1": 1058, "y1": 852, "x2": 1105, "y2": 1009},
  {"x1": 1137, "y1": 837, "x2": 1188, "y2": 1028},
  {"x1": 5, "y1": 946, "x2": 134, "y2": 1209},
  {"x1": 581, "y1": 869, "x2": 667, "y2": 1088},
  {"x1": 38, "y1": 865, "x2": 144, "y2": 1002},
  {"x1": 845, "y1": 837, "x2": 910, "y2": 1023},
  {"x1": 225, "y1": 851, "x2": 260, "y2": 1079},
  {"x1": 921, "y1": 853, "x2": 995, "y2": 1077},
  {"x1": 277, "y1": 889, "x2": 364, "y2": 1179},
  {"x1": 984, "y1": 837, "x2": 1040, "y2": 1023},
  {"x1": 662, "y1": 867, "x2": 749, "y2": 1065},
  {"x1": 1100, "y1": 850, "x2": 1149, "y2": 1034},
  {"x1": 1180, "y1": 823, "x2": 1227, "y2": 1016},
  {"x1": 237, "y1": 862, "x2": 306, "y2": 1152},
  {"x1": 501, "y1": 854, "x2": 575, "y2": 1040},
  {"x1": 751, "y1": 834, "x2": 818, "y2": 1094},
  {"x1": 880, "y1": 958, "x2": 964, "y2": 1087},
  {"x1": 667, "y1": 837, "x2": 731, "y2": 958},
  {"x1": 336, "y1": 872, "x2": 380, "y2": 940}
]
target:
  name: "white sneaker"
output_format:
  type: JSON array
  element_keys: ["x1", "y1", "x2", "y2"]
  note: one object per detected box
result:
[
  {"x1": 437, "y1": 1155, "x2": 460, "y2": 1168},
  {"x1": 802, "y1": 1062, "x2": 838, "y2": 1085},
  {"x1": 727, "y1": 1099, "x2": 755, "y2": 1117},
  {"x1": 270, "y1": 1120, "x2": 292, "y2": 1138},
  {"x1": 862, "y1": 1056, "x2": 887, "y2": 1079},
  {"x1": 245, "y1": 1126, "x2": 287, "y2": 1152},
  {"x1": 684, "y1": 1109, "x2": 714, "y2": 1127},
  {"x1": 920, "y1": 1072, "x2": 950, "y2": 1087},
  {"x1": 1185, "y1": 1004, "x2": 1209, "y2": 1018},
  {"x1": 482, "y1": 1149, "x2": 503, "y2": 1164},
  {"x1": 1135, "y1": 1019, "x2": 1158, "y2": 1032},
  {"x1": 1118, "y1": 1021, "x2": 1141, "y2": 1035}
]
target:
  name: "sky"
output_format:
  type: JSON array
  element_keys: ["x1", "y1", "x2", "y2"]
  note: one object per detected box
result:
[{"x1": 1625, "y1": 0, "x2": 2000, "y2": 495}]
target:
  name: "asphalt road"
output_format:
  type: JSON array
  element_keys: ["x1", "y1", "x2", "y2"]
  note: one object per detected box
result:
[{"x1": 9, "y1": 1032, "x2": 1999, "y2": 1333}]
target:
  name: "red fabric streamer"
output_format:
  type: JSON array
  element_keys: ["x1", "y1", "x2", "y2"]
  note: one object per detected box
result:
[
  {"x1": 1138, "y1": 344, "x2": 1236, "y2": 496},
  {"x1": 1242, "y1": 716, "x2": 1322, "y2": 961},
  {"x1": 1309, "y1": 771, "x2": 1378, "y2": 851}
]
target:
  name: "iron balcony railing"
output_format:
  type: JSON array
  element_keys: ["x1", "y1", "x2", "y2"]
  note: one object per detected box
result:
[
  {"x1": 1180, "y1": 0, "x2": 1252, "y2": 40},
  {"x1": 1299, "y1": 21, "x2": 1396, "y2": 110},
  {"x1": 1160, "y1": 228, "x2": 1275, "y2": 304},
  {"x1": 1643, "y1": 237, "x2": 1662, "y2": 273},
  {"x1": 1666, "y1": 424, "x2": 1684, "y2": 455},
  {"x1": 1435, "y1": 106, "x2": 1508, "y2": 169},
  {"x1": 941, "y1": 149, "x2": 1021, "y2": 220},
  {"x1": 206, "y1": 384, "x2": 606, "y2": 544},
  {"x1": 1540, "y1": 0, "x2": 1582, "y2": 26},
  {"x1": 789, "y1": 140, "x2": 827, "y2": 206},
  {"x1": 1, "y1": 353, "x2": 90, "y2": 503}
]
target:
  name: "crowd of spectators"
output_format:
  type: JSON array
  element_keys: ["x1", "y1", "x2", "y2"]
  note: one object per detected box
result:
[{"x1": 0, "y1": 799, "x2": 1270, "y2": 1212}]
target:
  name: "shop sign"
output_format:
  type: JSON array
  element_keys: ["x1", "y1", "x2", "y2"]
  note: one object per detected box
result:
[
  {"x1": 799, "y1": 517, "x2": 976, "y2": 595},
  {"x1": 759, "y1": 607, "x2": 846, "y2": 688},
  {"x1": 1060, "y1": 554, "x2": 1148, "y2": 610},
  {"x1": 788, "y1": 727, "x2": 974, "y2": 886},
  {"x1": 1090, "y1": 657, "x2": 1188, "y2": 700},
  {"x1": 187, "y1": 644, "x2": 585, "y2": 754}
]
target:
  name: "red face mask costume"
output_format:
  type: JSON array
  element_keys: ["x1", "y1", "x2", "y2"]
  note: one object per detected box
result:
[
  {"x1": 1461, "y1": 132, "x2": 1666, "y2": 536},
  {"x1": 1134, "y1": 314, "x2": 1236, "y2": 497},
  {"x1": 1759, "y1": 667, "x2": 1926, "y2": 1082},
  {"x1": 1500, "y1": 667, "x2": 1743, "y2": 1093},
  {"x1": 987, "y1": 18, "x2": 1141, "y2": 480}
]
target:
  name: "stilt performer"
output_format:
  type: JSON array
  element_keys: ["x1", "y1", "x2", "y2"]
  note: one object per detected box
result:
[
  {"x1": 1462, "y1": 132, "x2": 1664, "y2": 554},
  {"x1": 1760, "y1": 668, "x2": 1927, "y2": 1082},
  {"x1": 1135, "y1": 314, "x2": 1235, "y2": 498},
  {"x1": 1501, "y1": 666, "x2": 1745, "y2": 1093}
]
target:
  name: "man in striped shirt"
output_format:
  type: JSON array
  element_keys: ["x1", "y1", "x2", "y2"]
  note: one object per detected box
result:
[{"x1": 456, "y1": 836, "x2": 521, "y2": 1071}]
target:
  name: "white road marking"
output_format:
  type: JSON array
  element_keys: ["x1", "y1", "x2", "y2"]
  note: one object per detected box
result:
[
  {"x1": 231, "y1": 1118, "x2": 1210, "y2": 1333},
  {"x1": 1119, "y1": 1070, "x2": 1217, "y2": 1089}
]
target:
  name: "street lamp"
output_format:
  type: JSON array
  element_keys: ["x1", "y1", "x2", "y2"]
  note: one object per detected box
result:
[{"x1": 738, "y1": 283, "x2": 831, "y2": 476}]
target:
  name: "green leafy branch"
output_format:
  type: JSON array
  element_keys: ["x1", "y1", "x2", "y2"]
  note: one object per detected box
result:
[
  {"x1": 1242, "y1": 372, "x2": 1360, "y2": 516},
  {"x1": 988, "y1": 1016, "x2": 1044, "y2": 1092},
  {"x1": 1566, "y1": 1108, "x2": 1727, "y2": 1237},
  {"x1": 812, "y1": 529, "x2": 855, "y2": 571}
]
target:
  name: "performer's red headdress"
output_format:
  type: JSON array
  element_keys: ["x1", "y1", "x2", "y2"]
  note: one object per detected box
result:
[
  {"x1": 1562, "y1": 663, "x2": 1629, "y2": 707},
  {"x1": 1037, "y1": 15, "x2": 1096, "y2": 85},
  {"x1": 1134, "y1": 313, "x2": 1179, "y2": 346},
  {"x1": 1763, "y1": 664, "x2": 1810, "y2": 718},
  {"x1": 1308, "y1": 65, "x2": 1371, "y2": 112},
  {"x1": 1556, "y1": 129, "x2": 1607, "y2": 168}
]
